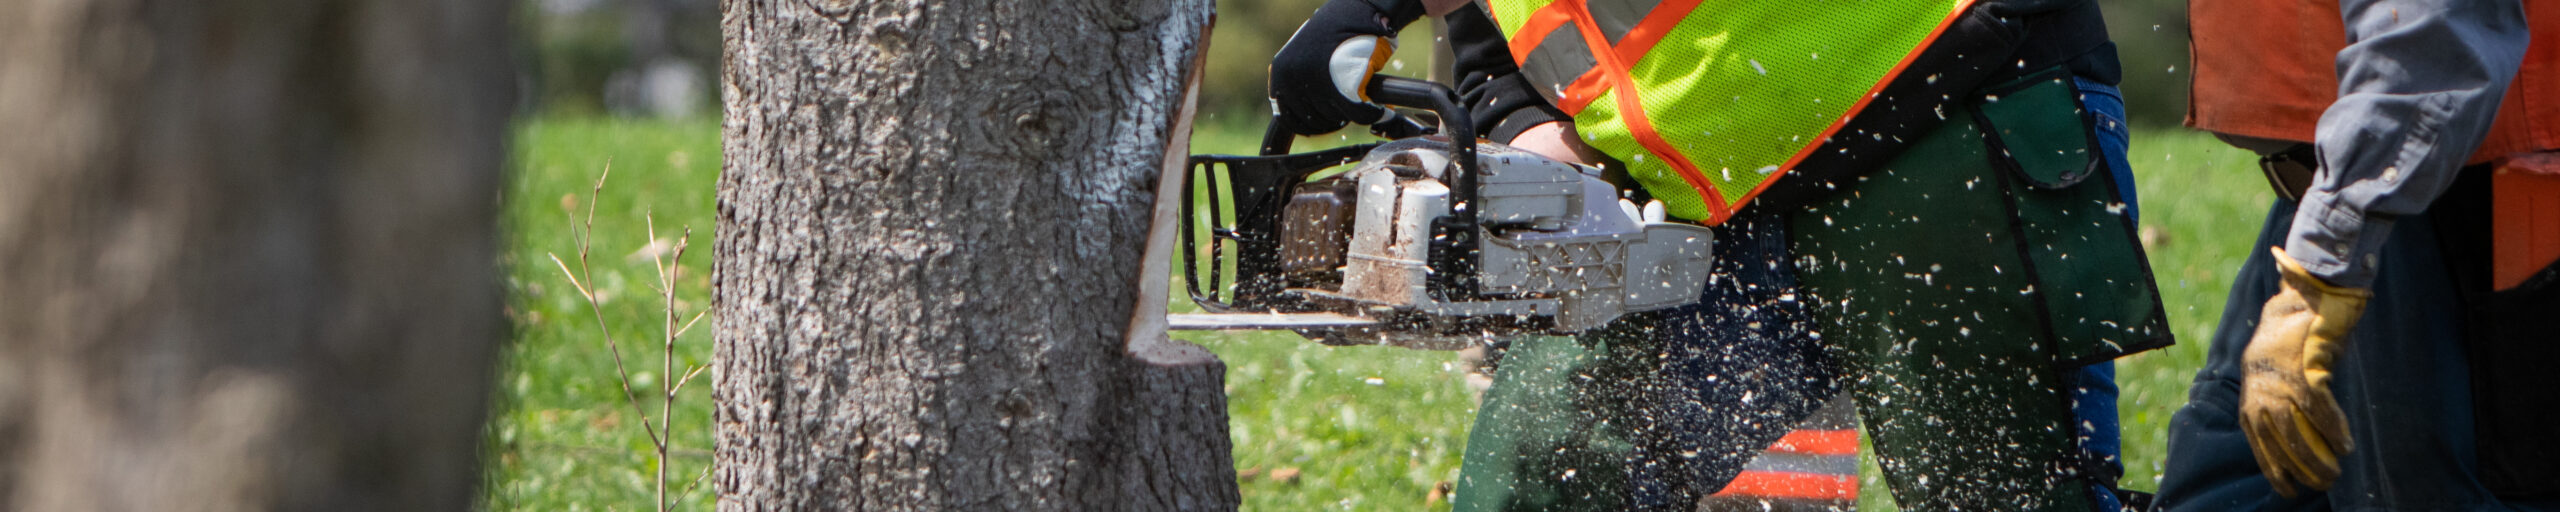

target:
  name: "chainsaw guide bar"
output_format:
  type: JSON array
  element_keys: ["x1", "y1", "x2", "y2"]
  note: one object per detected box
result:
[{"x1": 1165, "y1": 312, "x2": 1379, "y2": 331}]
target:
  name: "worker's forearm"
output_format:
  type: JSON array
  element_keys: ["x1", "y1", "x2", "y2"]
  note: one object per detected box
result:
[
  {"x1": 1510, "y1": 121, "x2": 1606, "y2": 166},
  {"x1": 2288, "y1": 0, "x2": 2526, "y2": 287}
]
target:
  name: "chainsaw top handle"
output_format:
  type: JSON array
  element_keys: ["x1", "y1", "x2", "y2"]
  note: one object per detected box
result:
[{"x1": 1257, "y1": 75, "x2": 1481, "y2": 226}]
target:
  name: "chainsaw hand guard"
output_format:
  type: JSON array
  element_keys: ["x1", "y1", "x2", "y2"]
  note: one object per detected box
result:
[
  {"x1": 1180, "y1": 146, "x2": 1374, "y2": 312},
  {"x1": 1186, "y1": 75, "x2": 1474, "y2": 313}
]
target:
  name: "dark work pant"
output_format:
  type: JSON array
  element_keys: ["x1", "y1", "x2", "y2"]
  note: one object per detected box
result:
[
  {"x1": 1454, "y1": 77, "x2": 2138, "y2": 512},
  {"x1": 2154, "y1": 197, "x2": 2555, "y2": 511}
]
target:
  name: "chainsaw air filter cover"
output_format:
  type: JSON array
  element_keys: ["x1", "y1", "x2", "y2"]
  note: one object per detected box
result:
[
  {"x1": 1181, "y1": 138, "x2": 1714, "y2": 348},
  {"x1": 1330, "y1": 140, "x2": 1715, "y2": 334}
]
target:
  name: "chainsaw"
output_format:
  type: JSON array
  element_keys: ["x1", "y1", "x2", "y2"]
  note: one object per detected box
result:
[{"x1": 1168, "y1": 75, "x2": 1714, "y2": 349}]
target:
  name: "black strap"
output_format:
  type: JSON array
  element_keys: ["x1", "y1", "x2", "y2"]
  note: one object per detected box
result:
[
  {"x1": 2259, "y1": 143, "x2": 2318, "y2": 202},
  {"x1": 1755, "y1": 0, "x2": 2117, "y2": 212}
]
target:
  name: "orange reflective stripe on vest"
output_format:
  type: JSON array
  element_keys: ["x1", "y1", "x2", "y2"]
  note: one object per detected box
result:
[{"x1": 1484, "y1": 0, "x2": 1974, "y2": 224}]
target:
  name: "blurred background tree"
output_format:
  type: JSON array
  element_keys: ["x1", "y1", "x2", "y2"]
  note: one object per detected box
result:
[{"x1": 523, "y1": 0, "x2": 719, "y2": 117}]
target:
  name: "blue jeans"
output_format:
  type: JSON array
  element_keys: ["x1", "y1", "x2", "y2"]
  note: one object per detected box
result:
[{"x1": 2076, "y1": 76, "x2": 2134, "y2": 511}]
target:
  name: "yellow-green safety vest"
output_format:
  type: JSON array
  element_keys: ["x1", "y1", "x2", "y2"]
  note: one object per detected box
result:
[{"x1": 1481, "y1": 0, "x2": 1974, "y2": 224}]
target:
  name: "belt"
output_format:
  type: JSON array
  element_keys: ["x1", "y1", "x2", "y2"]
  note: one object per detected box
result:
[{"x1": 2260, "y1": 143, "x2": 2317, "y2": 202}]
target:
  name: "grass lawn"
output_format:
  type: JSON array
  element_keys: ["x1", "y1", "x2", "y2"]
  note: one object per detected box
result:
[
  {"x1": 483, "y1": 116, "x2": 2271, "y2": 510},
  {"x1": 486, "y1": 117, "x2": 723, "y2": 511}
]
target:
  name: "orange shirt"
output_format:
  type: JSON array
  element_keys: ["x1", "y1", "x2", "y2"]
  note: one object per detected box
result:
[
  {"x1": 2495, "y1": 156, "x2": 2560, "y2": 290},
  {"x1": 2188, "y1": 0, "x2": 2560, "y2": 289},
  {"x1": 2187, "y1": 0, "x2": 2560, "y2": 164}
]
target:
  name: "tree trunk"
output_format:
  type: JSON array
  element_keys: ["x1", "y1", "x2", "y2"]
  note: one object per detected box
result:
[
  {"x1": 0, "y1": 1, "x2": 513, "y2": 510},
  {"x1": 714, "y1": 0, "x2": 1232, "y2": 509}
]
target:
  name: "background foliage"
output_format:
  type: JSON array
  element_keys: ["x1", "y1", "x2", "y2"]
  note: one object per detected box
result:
[
  {"x1": 490, "y1": 0, "x2": 2234, "y2": 509},
  {"x1": 485, "y1": 117, "x2": 2267, "y2": 511},
  {"x1": 519, "y1": 0, "x2": 2196, "y2": 125}
]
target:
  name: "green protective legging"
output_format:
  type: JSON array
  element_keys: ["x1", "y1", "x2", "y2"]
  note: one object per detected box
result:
[
  {"x1": 1453, "y1": 73, "x2": 2162, "y2": 511},
  {"x1": 1449, "y1": 326, "x2": 1658, "y2": 512}
]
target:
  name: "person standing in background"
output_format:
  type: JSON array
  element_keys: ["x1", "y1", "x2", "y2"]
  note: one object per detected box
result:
[{"x1": 2157, "y1": 1, "x2": 2560, "y2": 509}]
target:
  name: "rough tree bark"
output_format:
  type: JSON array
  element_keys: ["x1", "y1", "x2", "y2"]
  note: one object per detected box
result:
[
  {"x1": 0, "y1": 0, "x2": 513, "y2": 510},
  {"x1": 715, "y1": 0, "x2": 1233, "y2": 509}
]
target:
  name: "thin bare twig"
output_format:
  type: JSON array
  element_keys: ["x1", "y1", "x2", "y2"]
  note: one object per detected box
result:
[
  {"x1": 553, "y1": 161, "x2": 714, "y2": 512},
  {"x1": 672, "y1": 308, "x2": 712, "y2": 341},
  {"x1": 555, "y1": 163, "x2": 670, "y2": 451},
  {"x1": 673, "y1": 457, "x2": 717, "y2": 506},
  {"x1": 671, "y1": 363, "x2": 711, "y2": 397},
  {"x1": 654, "y1": 215, "x2": 678, "y2": 512}
]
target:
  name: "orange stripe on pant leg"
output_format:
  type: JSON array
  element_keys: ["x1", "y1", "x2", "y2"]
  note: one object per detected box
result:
[
  {"x1": 1712, "y1": 471, "x2": 1860, "y2": 500},
  {"x1": 1767, "y1": 429, "x2": 1861, "y2": 456}
]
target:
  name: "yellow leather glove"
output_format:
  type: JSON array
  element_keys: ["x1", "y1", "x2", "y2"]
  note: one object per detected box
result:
[{"x1": 2240, "y1": 247, "x2": 2370, "y2": 497}]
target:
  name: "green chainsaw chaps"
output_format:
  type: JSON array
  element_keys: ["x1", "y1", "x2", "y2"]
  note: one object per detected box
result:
[
  {"x1": 1448, "y1": 69, "x2": 2172, "y2": 512},
  {"x1": 1791, "y1": 67, "x2": 2172, "y2": 510}
]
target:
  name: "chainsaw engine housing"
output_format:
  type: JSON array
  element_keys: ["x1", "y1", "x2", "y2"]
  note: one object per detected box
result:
[{"x1": 1182, "y1": 138, "x2": 1714, "y2": 348}]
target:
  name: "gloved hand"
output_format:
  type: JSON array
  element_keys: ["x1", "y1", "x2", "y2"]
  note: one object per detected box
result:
[
  {"x1": 1269, "y1": 0, "x2": 1425, "y2": 136},
  {"x1": 2240, "y1": 246, "x2": 2370, "y2": 497}
]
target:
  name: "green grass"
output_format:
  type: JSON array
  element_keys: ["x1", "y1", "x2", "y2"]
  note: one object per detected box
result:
[
  {"x1": 486, "y1": 116, "x2": 722, "y2": 511},
  {"x1": 483, "y1": 116, "x2": 2272, "y2": 510},
  {"x1": 2110, "y1": 131, "x2": 2271, "y2": 493},
  {"x1": 1185, "y1": 119, "x2": 1485, "y2": 511}
]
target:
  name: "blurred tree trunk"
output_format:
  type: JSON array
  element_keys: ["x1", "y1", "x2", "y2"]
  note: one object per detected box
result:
[
  {"x1": 714, "y1": 0, "x2": 1233, "y2": 510},
  {"x1": 0, "y1": 1, "x2": 513, "y2": 510}
]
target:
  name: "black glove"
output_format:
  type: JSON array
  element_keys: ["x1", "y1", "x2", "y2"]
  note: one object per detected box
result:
[{"x1": 1268, "y1": 0, "x2": 1426, "y2": 136}]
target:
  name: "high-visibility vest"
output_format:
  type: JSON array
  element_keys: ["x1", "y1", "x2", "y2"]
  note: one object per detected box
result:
[
  {"x1": 2187, "y1": 0, "x2": 2560, "y2": 291},
  {"x1": 1481, "y1": 0, "x2": 1975, "y2": 224}
]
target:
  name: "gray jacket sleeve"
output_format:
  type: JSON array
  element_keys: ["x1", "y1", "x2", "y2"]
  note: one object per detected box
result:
[{"x1": 2287, "y1": 0, "x2": 2528, "y2": 288}]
